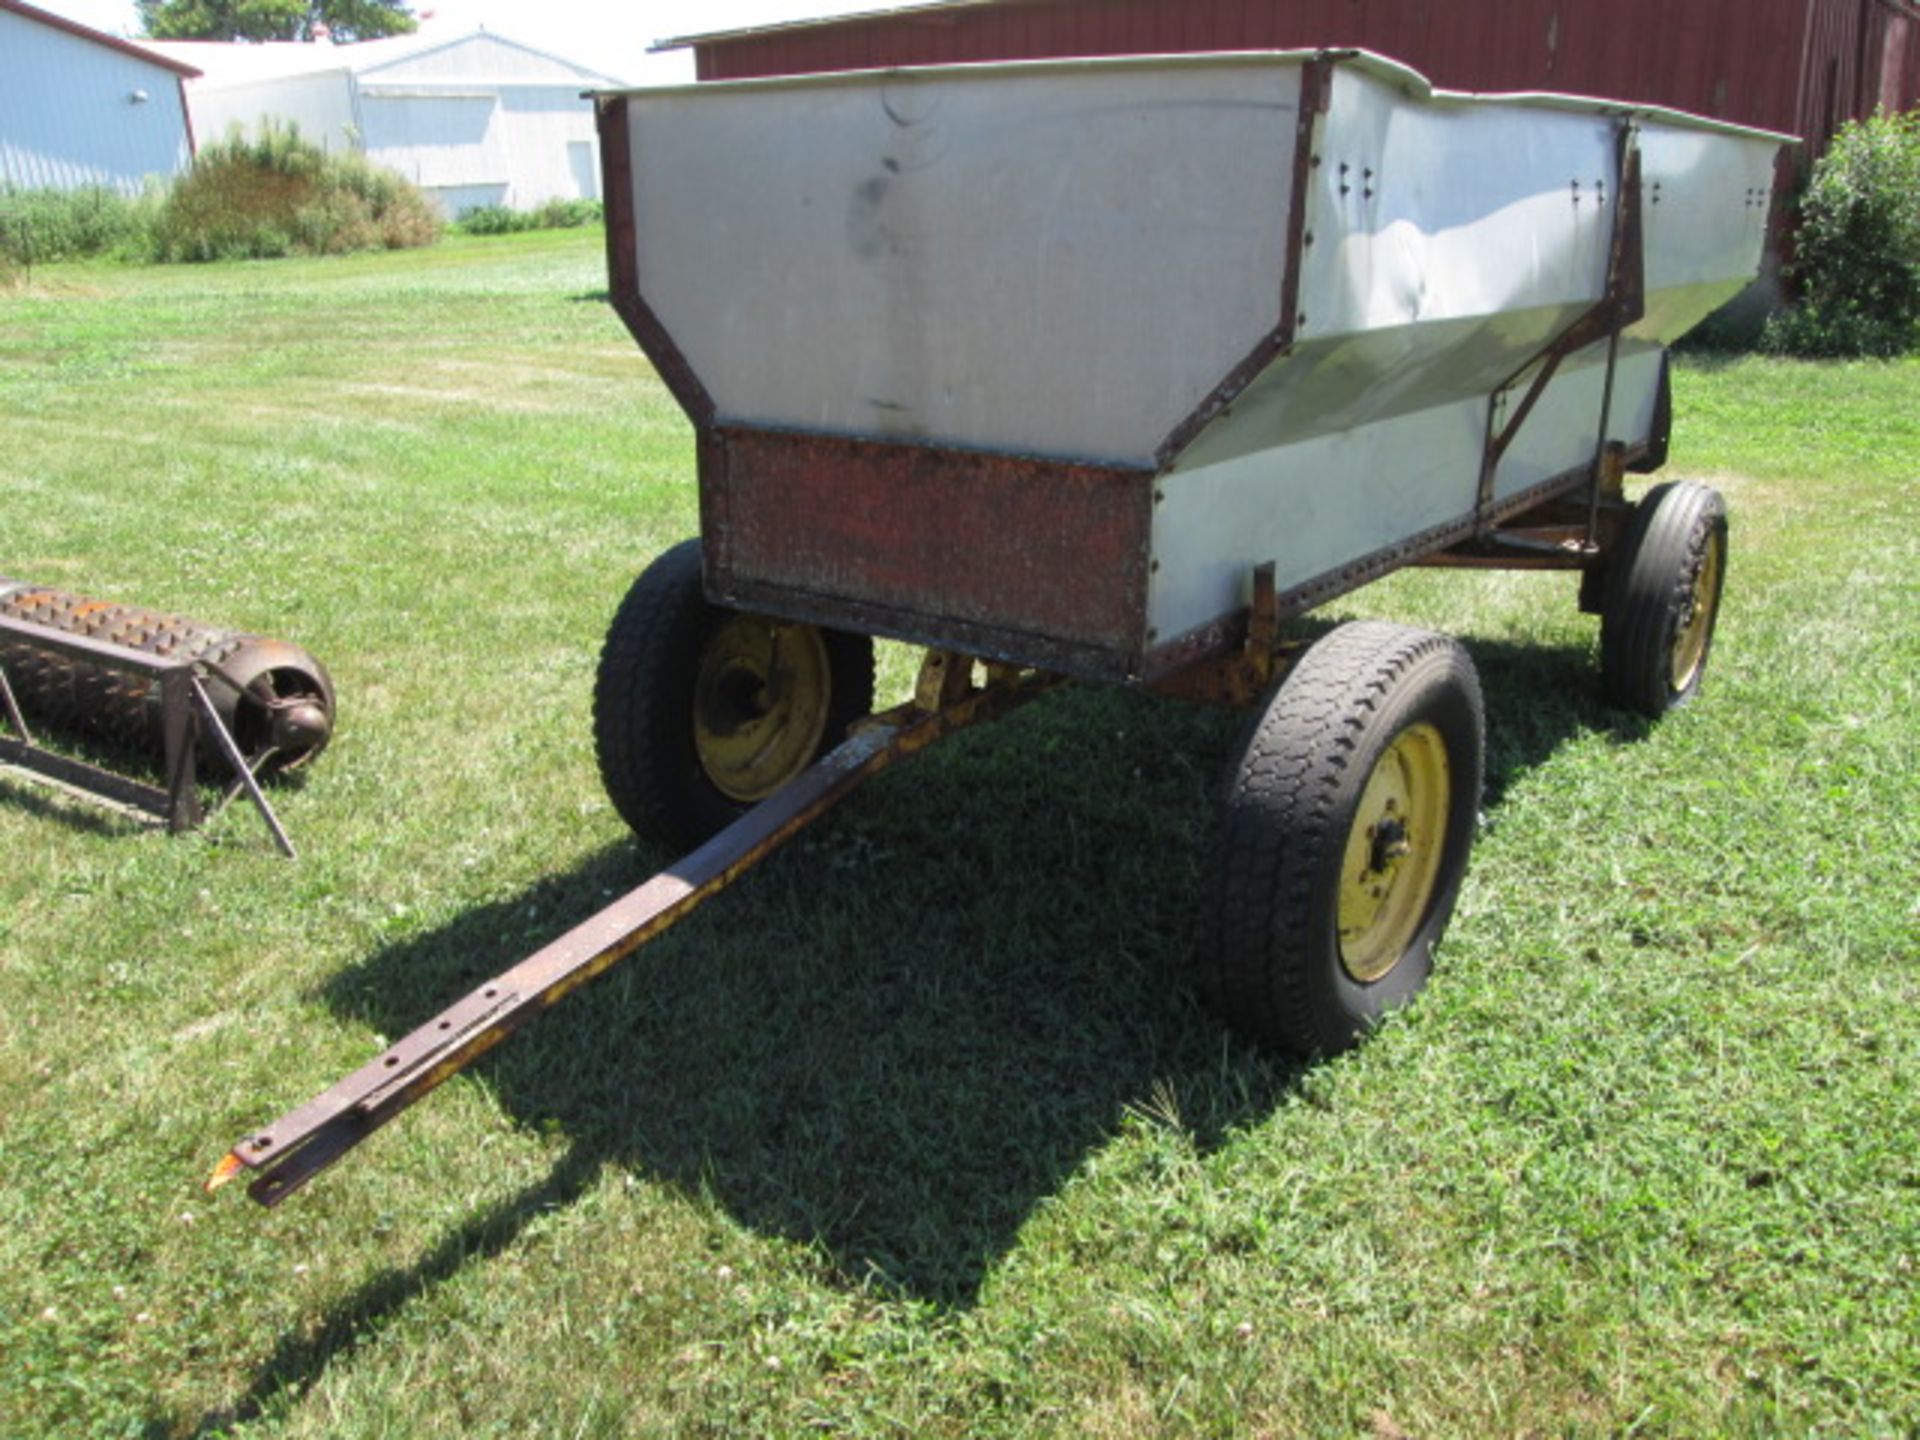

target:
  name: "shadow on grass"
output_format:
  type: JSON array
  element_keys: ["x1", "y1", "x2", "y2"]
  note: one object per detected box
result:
[
  {"x1": 0, "y1": 765, "x2": 153, "y2": 838},
  {"x1": 0, "y1": 727, "x2": 316, "y2": 846},
  {"x1": 190, "y1": 635, "x2": 1649, "y2": 1429}
]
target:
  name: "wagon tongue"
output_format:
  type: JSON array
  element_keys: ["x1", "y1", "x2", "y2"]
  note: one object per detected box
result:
[{"x1": 208, "y1": 667, "x2": 1054, "y2": 1206}]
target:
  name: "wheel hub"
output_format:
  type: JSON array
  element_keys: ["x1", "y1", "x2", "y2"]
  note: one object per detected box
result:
[
  {"x1": 1337, "y1": 722, "x2": 1451, "y2": 983},
  {"x1": 693, "y1": 617, "x2": 833, "y2": 803},
  {"x1": 1670, "y1": 530, "x2": 1723, "y2": 693}
]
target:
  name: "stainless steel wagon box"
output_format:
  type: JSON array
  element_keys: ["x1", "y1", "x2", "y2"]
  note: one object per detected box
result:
[
  {"x1": 597, "y1": 50, "x2": 1779, "y2": 681},
  {"x1": 213, "y1": 51, "x2": 1786, "y2": 1204}
]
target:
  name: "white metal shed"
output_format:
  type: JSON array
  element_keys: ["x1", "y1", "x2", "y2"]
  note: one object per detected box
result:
[
  {"x1": 148, "y1": 30, "x2": 625, "y2": 217},
  {"x1": 0, "y1": 0, "x2": 199, "y2": 194}
]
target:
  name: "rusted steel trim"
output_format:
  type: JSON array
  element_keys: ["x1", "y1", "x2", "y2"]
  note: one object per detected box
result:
[
  {"x1": 1417, "y1": 493, "x2": 1633, "y2": 568},
  {"x1": 0, "y1": 614, "x2": 203, "y2": 677},
  {"x1": 1151, "y1": 53, "x2": 1339, "y2": 470},
  {"x1": 1140, "y1": 450, "x2": 1647, "y2": 687},
  {"x1": 1581, "y1": 127, "x2": 1646, "y2": 539},
  {"x1": 715, "y1": 575, "x2": 1138, "y2": 684},
  {"x1": 1141, "y1": 615, "x2": 1247, "y2": 689},
  {"x1": 596, "y1": 95, "x2": 716, "y2": 427},
  {"x1": 705, "y1": 425, "x2": 1154, "y2": 676},
  {"x1": 1279, "y1": 56, "x2": 1338, "y2": 350},
  {"x1": 212, "y1": 670, "x2": 1060, "y2": 1206},
  {"x1": 1476, "y1": 120, "x2": 1648, "y2": 518},
  {"x1": 0, "y1": 737, "x2": 173, "y2": 820},
  {"x1": 1147, "y1": 562, "x2": 1291, "y2": 708},
  {"x1": 695, "y1": 428, "x2": 731, "y2": 593}
]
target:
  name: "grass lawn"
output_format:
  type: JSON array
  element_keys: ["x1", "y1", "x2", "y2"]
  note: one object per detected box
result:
[{"x1": 1, "y1": 229, "x2": 1915, "y2": 1437}]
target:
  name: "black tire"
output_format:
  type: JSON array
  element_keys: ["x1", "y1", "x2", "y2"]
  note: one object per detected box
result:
[
  {"x1": 593, "y1": 539, "x2": 875, "y2": 852},
  {"x1": 1600, "y1": 480, "x2": 1728, "y2": 718},
  {"x1": 1203, "y1": 621, "x2": 1485, "y2": 1056}
]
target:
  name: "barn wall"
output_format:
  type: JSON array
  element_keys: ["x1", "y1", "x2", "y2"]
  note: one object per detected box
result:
[
  {"x1": 695, "y1": 0, "x2": 1919, "y2": 157},
  {"x1": 186, "y1": 71, "x2": 357, "y2": 154},
  {"x1": 356, "y1": 81, "x2": 602, "y2": 214},
  {"x1": 348, "y1": 36, "x2": 610, "y2": 215},
  {"x1": 367, "y1": 32, "x2": 611, "y2": 85},
  {"x1": 0, "y1": 6, "x2": 193, "y2": 192}
]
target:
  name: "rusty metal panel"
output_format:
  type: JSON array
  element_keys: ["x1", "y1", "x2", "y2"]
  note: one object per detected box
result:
[{"x1": 704, "y1": 427, "x2": 1154, "y2": 678}]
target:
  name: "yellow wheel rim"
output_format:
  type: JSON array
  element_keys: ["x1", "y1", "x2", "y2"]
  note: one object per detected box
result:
[
  {"x1": 692, "y1": 617, "x2": 833, "y2": 803},
  {"x1": 1670, "y1": 530, "x2": 1723, "y2": 693},
  {"x1": 1337, "y1": 722, "x2": 1451, "y2": 983}
]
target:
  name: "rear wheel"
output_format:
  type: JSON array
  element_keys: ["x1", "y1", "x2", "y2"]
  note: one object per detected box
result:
[
  {"x1": 1203, "y1": 621, "x2": 1485, "y2": 1055},
  {"x1": 594, "y1": 539, "x2": 875, "y2": 852},
  {"x1": 1600, "y1": 480, "x2": 1728, "y2": 718}
]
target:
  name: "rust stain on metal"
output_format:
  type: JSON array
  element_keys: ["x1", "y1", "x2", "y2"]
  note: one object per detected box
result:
[
  {"x1": 703, "y1": 426, "x2": 1154, "y2": 671},
  {"x1": 213, "y1": 664, "x2": 1059, "y2": 1205},
  {"x1": 1476, "y1": 122, "x2": 1647, "y2": 522},
  {"x1": 1153, "y1": 54, "x2": 1339, "y2": 469},
  {"x1": 596, "y1": 95, "x2": 716, "y2": 427},
  {"x1": 1147, "y1": 562, "x2": 1293, "y2": 708}
]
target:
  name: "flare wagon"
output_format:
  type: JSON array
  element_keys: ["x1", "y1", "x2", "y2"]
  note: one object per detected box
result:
[{"x1": 213, "y1": 51, "x2": 1787, "y2": 1202}]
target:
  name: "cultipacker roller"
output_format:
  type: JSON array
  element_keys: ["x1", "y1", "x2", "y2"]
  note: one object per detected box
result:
[{"x1": 0, "y1": 579, "x2": 334, "y2": 854}]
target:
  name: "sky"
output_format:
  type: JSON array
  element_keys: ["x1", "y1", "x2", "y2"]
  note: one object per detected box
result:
[{"x1": 26, "y1": 0, "x2": 910, "y2": 84}]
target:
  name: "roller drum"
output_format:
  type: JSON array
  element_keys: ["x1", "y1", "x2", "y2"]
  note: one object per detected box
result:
[{"x1": 0, "y1": 578, "x2": 334, "y2": 770}]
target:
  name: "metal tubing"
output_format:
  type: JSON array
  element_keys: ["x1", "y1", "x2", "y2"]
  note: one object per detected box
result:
[
  {"x1": 190, "y1": 676, "x2": 295, "y2": 859},
  {"x1": 211, "y1": 668, "x2": 1056, "y2": 1206},
  {"x1": 0, "y1": 662, "x2": 32, "y2": 746},
  {"x1": 1475, "y1": 121, "x2": 1647, "y2": 527},
  {"x1": 160, "y1": 673, "x2": 201, "y2": 834}
]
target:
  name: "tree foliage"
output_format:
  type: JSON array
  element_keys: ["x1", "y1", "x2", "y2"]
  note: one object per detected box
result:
[{"x1": 137, "y1": 0, "x2": 414, "y2": 43}]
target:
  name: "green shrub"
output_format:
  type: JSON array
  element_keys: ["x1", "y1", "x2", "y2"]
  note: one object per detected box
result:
[
  {"x1": 457, "y1": 197, "x2": 602, "y2": 236},
  {"x1": 0, "y1": 184, "x2": 161, "y2": 266},
  {"x1": 1763, "y1": 108, "x2": 1920, "y2": 357},
  {"x1": 532, "y1": 197, "x2": 602, "y2": 229},
  {"x1": 151, "y1": 123, "x2": 441, "y2": 262},
  {"x1": 457, "y1": 203, "x2": 530, "y2": 236}
]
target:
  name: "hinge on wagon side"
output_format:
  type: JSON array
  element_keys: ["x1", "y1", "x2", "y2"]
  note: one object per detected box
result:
[
  {"x1": 912, "y1": 650, "x2": 977, "y2": 713},
  {"x1": 1148, "y1": 562, "x2": 1294, "y2": 709}
]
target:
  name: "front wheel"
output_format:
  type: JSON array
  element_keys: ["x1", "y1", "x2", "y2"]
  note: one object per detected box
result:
[
  {"x1": 1600, "y1": 480, "x2": 1728, "y2": 718},
  {"x1": 1202, "y1": 621, "x2": 1485, "y2": 1056},
  {"x1": 593, "y1": 539, "x2": 875, "y2": 853}
]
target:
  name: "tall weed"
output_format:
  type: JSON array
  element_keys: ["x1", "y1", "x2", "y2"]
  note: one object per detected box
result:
[
  {"x1": 0, "y1": 184, "x2": 162, "y2": 266},
  {"x1": 152, "y1": 123, "x2": 441, "y2": 262}
]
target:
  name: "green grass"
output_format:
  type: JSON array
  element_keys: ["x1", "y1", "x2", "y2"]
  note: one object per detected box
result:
[{"x1": 1, "y1": 229, "x2": 1916, "y2": 1437}]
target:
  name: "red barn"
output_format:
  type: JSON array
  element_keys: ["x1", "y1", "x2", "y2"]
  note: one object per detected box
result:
[{"x1": 665, "y1": 0, "x2": 1920, "y2": 163}]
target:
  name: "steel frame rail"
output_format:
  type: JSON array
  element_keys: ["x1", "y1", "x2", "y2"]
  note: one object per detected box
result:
[{"x1": 210, "y1": 660, "x2": 1056, "y2": 1206}]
